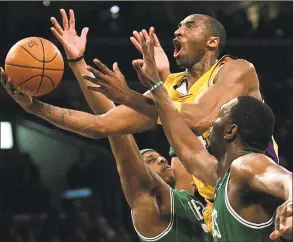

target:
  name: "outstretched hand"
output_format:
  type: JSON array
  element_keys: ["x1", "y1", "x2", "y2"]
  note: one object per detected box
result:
[
  {"x1": 270, "y1": 200, "x2": 292, "y2": 240},
  {"x1": 130, "y1": 28, "x2": 170, "y2": 82},
  {"x1": 132, "y1": 27, "x2": 162, "y2": 89},
  {"x1": 82, "y1": 59, "x2": 131, "y2": 104},
  {"x1": 0, "y1": 67, "x2": 34, "y2": 111},
  {"x1": 50, "y1": 9, "x2": 89, "y2": 59}
]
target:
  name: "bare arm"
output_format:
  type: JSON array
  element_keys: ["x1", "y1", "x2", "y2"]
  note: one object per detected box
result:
[
  {"x1": 109, "y1": 134, "x2": 171, "y2": 209},
  {"x1": 69, "y1": 59, "x2": 115, "y2": 114},
  {"x1": 28, "y1": 100, "x2": 109, "y2": 139}
]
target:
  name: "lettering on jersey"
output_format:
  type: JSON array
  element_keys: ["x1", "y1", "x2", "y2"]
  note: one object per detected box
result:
[
  {"x1": 212, "y1": 209, "x2": 222, "y2": 239},
  {"x1": 188, "y1": 199, "x2": 204, "y2": 221}
]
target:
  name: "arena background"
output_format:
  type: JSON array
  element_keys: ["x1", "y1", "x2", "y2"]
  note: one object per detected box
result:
[{"x1": 0, "y1": 1, "x2": 292, "y2": 241}]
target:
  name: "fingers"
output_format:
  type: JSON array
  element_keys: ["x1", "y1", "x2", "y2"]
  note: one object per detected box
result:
[
  {"x1": 81, "y1": 27, "x2": 89, "y2": 40},
  {"x1": 270, "y1": 230, "x2": 280, "y2": 240},
  {"x1": 93, "y1": 59, "x2": 112, "y2": 75},
  {"x1": 50, "y1": 27, "x2": 64, "y2": 44},
  {"x1": 60, "y1": 9, "x2": 69, "y2": 31},
  {"x1": 132, "y1": 59, "x2": 144, "y2": 75},
  {"x1": 86, "y1": 64, "x2": 108, "y2": 81},
  {"x1": 141, "y1": 29, "x2": 150, "y2": 43},
  {"x1": 0, "y1": 67, "x2": 14, "y2": 95},
  {"x1": 148, "y1": 27, "x2": 155, "y2": 57},
  {"x1": 271, "y1": 204, "x2": 290, "y2": 240},
  {"x1": 153, "y1": 33, "x2": 161, "y2": 47},
  {"x1": 0, "y1": 67, "x2": 8, "y2": 86},
  {"x1": 82, "y1": 74, "x2": 100, "y2": 84},
  {"x1": 112, "y1": 62, "x2": 124, "y2": 79},
  {"x1": 139, "y1": 32, "x2": 148, "y2": 57},
  {"x1": 69, "y1": 9, "x2": 75, "y2": 30},
  {"x1": 135, "y1": 59, "x2": 144, "y2": 66},
  {"x1": 50, "y1": 17, "x2": 64, "y2": 35},
  {"x1": 86, "y1": 85, "x2": 106, "y2": 94},
  {"x1": 130, "y1": 36, "x2": 142, "y2": 54}
]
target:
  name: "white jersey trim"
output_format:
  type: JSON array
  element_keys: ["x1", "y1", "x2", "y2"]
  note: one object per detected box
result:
[
  {"x1": 131, "y1": 187, "x2": 175, "y2": 241},
  {"x1": 224, "y1": 172, "x2": 275, "y2": 229}
]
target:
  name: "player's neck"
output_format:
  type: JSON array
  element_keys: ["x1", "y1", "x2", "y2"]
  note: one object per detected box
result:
[
  {"x1": 185, "y1": 53, "x2": 217, "y2": 89},
  {"x1": 217, "y1": 144, "x2": 250, "y2": 177}
]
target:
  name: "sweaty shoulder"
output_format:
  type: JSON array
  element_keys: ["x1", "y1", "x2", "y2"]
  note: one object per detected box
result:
[
  {"x1": 216, "y1": 58, "x2": 260, "y2": 98},
  {"x1": 230, "y1": 153, "x2": 276, "y2": 185}
]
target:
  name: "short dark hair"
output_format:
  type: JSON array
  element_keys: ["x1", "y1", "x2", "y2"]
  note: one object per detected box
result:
[
  {"x1": 203, "y1": 15, "x2": 226, "y2": 54},
  {"x1": 230, "y1": 96, "x2": 275, "y2": 151}
]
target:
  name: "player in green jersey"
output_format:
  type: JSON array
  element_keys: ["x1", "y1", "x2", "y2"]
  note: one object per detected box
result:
[{"x1": 134, "y1": 30, "x2": 292, "y2": 242}]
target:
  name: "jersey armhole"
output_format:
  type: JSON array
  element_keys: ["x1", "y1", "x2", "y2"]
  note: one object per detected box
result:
[{"x1": 130, "y1": 187, "x2": 175, "y2": 241}]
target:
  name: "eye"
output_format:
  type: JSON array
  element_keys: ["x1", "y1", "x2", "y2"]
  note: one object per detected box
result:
[
  {"x1": 186, "y1": 22, "x2": 195, "y2": 28},
  {"x1": 146, "y1": 159, "x2": 156, "y2": 164}
]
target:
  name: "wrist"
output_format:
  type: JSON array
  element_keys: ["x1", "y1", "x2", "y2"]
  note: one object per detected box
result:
[
  {"x1": 149, "y1": 81, "x2": 164, "y2": 93},
  {"x1": 67, "y1": 55, "x2": 84, "y2": 63},
  {"x1": 25, "y1": 99, "x2": 39, "y2": 114},
  {"x1": 122, "y1": 89, "x2": 136, "y2": 106}
]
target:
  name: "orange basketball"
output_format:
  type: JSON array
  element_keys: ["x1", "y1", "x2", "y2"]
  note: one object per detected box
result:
[{"x1": 5, "y1": 37, "x2": 64, "y2": 96}]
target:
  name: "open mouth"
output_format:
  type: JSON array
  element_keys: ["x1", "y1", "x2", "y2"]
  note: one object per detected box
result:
[{"x1": 173, "y1": 38, "x2": 183, "y2": 58}]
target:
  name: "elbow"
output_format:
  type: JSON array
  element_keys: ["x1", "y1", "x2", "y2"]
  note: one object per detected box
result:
[{"x1": 191, "y1": 120, "x2": 211, "y2": 136}]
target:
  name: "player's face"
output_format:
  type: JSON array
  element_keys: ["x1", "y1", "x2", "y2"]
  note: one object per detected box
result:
[
  {"x1": 207, "y1": 98, "x2": 238, "y2": 159},
  {"x1": 173, "y1": 15, "x2": 208, "y2": 69},
  {"x1": 143, "y1": 152, "x2": 176, "y2": 188}
]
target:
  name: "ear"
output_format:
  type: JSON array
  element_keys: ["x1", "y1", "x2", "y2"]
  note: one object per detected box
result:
[
  {"x1": 224, "y1": 124, "x2": 238, "y2": 142},
  {"x1": 206, "y1": 36, "x2": 219, "y2": 49}
]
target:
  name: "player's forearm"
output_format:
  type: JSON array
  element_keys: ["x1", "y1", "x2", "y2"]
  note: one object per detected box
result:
[
  {"x1": 153, "y1": 86, "x2": 218, "y2": 185},
  {"x1": 28, "y1": 100, "x2": 106, "y2": 139},
  {"x1": 109, "y1": 134, "x2": 158, "y2": 207},
  {"x1": 69, "y1": 60, "x2": 114, "y2": 114},
  {"x1": 122, "y1": 89, "x2": 158, "y2": 119}
]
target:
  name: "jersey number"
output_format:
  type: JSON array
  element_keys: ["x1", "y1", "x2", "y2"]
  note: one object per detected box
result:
[{"x1": 212, "y1": 209, "x2": 222, "y2": 239}]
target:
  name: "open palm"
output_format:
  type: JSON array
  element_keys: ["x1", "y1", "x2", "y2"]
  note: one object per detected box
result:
[
  {"x1": 130, "y1": 29, "x2": 170, "y2": 81},
  {"x1": 50, "y1": 9, "x2": 89, "y2": 59}
]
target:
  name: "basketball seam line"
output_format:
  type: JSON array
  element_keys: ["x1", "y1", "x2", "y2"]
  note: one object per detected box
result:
[
  {"x1": 5, "y1": 63, "x2": 63, "y2": 71},
  {"x1": 34, "y1": 37, "x2": 46, "y2": 95},
  {"x1": 19, "y1": 44, "x2": 58, "y2": 63}
]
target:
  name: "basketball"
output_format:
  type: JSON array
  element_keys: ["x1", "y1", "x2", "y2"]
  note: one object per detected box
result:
[{"x1": 5, "y1": 37, "x2": 64, "y2": 96}]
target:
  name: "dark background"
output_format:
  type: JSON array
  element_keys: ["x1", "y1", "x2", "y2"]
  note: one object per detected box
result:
[{"x1": 0, "y1": 1, "x2": 292, "y2": 242}]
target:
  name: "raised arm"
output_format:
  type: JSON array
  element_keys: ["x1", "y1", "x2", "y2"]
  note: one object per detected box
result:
[
  {"x1": 50, "y1": 9, "x2": 114, "y2": 114},
  {"x1": 109, "y1": 134, "x2": 171, "y2": 209}
]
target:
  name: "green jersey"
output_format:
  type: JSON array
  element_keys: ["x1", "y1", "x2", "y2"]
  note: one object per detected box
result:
[
  {"x1": 213, "y1": 169, "x2": 280, "y2": 242},
  {"x1": 133, "y1": 188, "x2": 212, "y2": 242}
]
